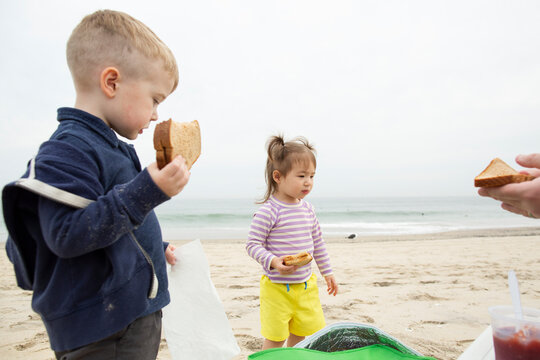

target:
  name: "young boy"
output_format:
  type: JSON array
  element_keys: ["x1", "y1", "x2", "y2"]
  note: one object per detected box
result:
[{"x1": 2, "y1": 10, "x2": 189, "y2": 359}]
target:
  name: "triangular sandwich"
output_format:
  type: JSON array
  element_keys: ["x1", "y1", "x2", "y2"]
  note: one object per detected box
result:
[{"x1": 474, "y1": 158, "x2": 534, "y2": 187}]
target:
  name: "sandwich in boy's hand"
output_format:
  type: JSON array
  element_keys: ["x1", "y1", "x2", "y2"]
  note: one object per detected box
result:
[
  {"x1": 474, "y1": 158, "x2": 535, "y2": 187},
  {"x1": 153, "y1": 119, "x2": 201, "y2": 170},
  {"x1": 283, "y1": 251, "x2": 313, "y2": 266}
]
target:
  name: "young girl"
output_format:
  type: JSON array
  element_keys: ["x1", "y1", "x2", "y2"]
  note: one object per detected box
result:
[{"x1": 246, "y1": 135, "x2": 339, "y2": 350}]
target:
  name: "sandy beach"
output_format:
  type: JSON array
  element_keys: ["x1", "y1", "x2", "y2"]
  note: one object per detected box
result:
[{"x1": 1, "y1": 227, "x2": 539, "y2": 360}]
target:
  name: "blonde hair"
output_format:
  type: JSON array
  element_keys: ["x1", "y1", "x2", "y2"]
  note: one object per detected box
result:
[
  {"x1": 259, "y1": 135, "x2": 317, "y2": 203},
  {"x1": 67, "y1": 9, "x2": 179, "y2": 92}
]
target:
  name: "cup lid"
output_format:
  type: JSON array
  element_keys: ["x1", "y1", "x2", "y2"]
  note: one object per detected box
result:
[{"x1": 489, "y1": 305, "x2": 540, "y2": 325}]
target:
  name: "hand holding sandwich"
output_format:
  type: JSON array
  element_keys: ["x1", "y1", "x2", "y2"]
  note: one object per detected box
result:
[
  {"x1": 148, "y1": 118, "x2": 200, "y2": 197},
  {"x1": 270, "y1": 255, "x2": 338, "y2": 295},
  {"x1": 270, "y1": 256, "x2": 298, "y2": 275},
  {"x1": 478, "y1": 154, "x2": 540, "y2": 218},
  {"x1": 148, "y1": 156, "x2": 190, "y2": 197}
]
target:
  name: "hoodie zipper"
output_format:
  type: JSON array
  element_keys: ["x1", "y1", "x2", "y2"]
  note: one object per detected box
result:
[{"x1": 129, "y1": 231, "x2": 158, "y2": 299}]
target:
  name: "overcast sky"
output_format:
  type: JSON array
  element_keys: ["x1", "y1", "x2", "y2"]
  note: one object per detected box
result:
[{"x1": 1, "y1": 1, "x2": 540, "y2": 199}]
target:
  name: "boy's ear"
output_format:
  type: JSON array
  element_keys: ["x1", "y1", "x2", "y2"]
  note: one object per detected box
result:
[
  {"x1": 100, "y1": 67, "x2": 120, "y2": 98},
  {"x1": 272, "y1": 170, "x2": 281, "y2": 184}
]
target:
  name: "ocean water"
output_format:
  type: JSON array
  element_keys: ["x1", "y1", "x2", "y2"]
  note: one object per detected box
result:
[
  {"x1": 1, "y1": 196, "x2": 538, "y2": 242},
  {"x1": 150, "y1": 196, "x2": 539, "y2": 240}
]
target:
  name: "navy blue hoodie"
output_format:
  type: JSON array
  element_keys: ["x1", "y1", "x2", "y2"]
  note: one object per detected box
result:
[{"x1": 3, "y1": 108, "x2": 171, "y2": 351}]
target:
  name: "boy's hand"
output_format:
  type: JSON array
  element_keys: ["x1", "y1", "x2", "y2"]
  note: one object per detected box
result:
[
  {"x1": 324, "y1": 275, "x2": 338, "y2": 296},
  {"x1": 270, "y1": 256, "x2": 298, "y2": 275},
  {"x1": 148, "y1": 155, "x2": 190, "y2": 197},
  {"x1": 165, "y1": 244, "x2": 177, "y2": 265}
]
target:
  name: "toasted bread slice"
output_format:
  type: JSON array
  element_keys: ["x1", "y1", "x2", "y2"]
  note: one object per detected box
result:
[
  {"x1": 283, "y1": 251, "x2": 313, "y2": 266},
  {"x1": 474, "y1": 158, "x2": 534, "y2": 187},
  {"x1": 153, "y1": 119, "x2": 201, "y2": 170}
]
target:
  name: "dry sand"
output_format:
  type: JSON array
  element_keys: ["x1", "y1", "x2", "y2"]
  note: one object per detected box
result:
[{"x1": 1, "y1": 228, "x2": 539, "y2": 359}]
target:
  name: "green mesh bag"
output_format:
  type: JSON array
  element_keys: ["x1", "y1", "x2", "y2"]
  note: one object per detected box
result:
[{"x1": 248, "y1": 323, "x2": 437, "y2": 360}]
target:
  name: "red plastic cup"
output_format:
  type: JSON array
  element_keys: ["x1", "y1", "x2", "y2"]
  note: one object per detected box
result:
[{"x1": 489, "y1": 305, "x2": 540, "y2": 360}]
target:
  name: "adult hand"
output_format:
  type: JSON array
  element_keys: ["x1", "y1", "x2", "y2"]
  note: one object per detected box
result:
[
  {"x1": 478, "y1": 154, "x2": 540, "y2": 218},
  {"x1": 147, "y1": 155, "x2": 190, "y2": 197}
]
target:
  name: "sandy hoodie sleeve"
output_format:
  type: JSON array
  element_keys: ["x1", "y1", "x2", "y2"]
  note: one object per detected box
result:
[
  {"x1": 309, "y1": 203, "x2": 333, "y2": 277},
  {"x1": 35, "y1": 140, "x2": 169, "y2": 258},
  {"x1": 245, "y1": 204, "x2": 277, "y2": 271}
]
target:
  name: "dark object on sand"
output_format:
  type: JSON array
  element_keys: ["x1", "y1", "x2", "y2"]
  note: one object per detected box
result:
[{"x1": 347, "y1": 233, "x2": 357, "y2": 239}]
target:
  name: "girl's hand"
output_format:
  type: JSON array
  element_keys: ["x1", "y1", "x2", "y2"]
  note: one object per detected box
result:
[
  {"x1": 271, "y1": 257, "x2": 298, "y2": 275},
  {"x1": 324, "y1": 275, "x2": 338, "y2": 296},
  {"x1": 165, "y1": 244, "x2": 177, "y2": 265}
]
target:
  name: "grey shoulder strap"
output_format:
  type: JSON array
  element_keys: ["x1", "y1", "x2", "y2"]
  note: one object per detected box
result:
[
  {"x1": 15, "y1": 157, "x2": 94, "y2": 209},
  {"x1": 15, "y1": 157, "x2": 158, "y2": 299}
]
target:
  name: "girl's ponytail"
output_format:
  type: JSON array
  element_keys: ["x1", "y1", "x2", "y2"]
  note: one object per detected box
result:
[{"x1": 266, "y1": 135, "x2": 286, "y2": 162}]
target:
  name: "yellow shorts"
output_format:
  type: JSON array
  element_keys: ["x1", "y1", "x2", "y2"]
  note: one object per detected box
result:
[{"x1": 260, "y1": 274, "x2": 326, "y2": 342}]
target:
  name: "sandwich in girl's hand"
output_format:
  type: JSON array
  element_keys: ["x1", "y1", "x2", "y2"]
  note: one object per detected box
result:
[{"x1": 283, "y1": 251, "x2": 313, "y2": 266}]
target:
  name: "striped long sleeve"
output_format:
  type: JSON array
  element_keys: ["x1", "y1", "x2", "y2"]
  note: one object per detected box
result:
[
  {"x1": 310, "y1": 211, "x2": 333, "y2": 277},
  {"x1": 246, "y1": 196, "x2": 333, "y2": 283},
  {"x1": 246, "y1": 202, "x2": 277, "y2": 272}
]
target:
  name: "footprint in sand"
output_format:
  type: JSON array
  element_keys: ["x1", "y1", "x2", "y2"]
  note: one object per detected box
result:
[
  {"x1": 236, "y1": 334, "x2": 263, "y2": 352},
  {"x1": 14, "y1": 332, "x2": 47, "y2": 351},
  {"x1": 228, "y1": 285, "x2": 254, "y2": 289},
  {"x1": 232, "y1": 295, "x2": 259, "y2": 301},
  {"x1": 340, "y1": 299, "x2": 366, "y2": 308},
  {"x1": 159, "y1": 338, "x2": 168, "y2": 352},
  {"x1": 226, "y1": 312, "x2": 242, "y2": 319},
  {"x1": 419, "y1": 280, "x2": 439, "y2": 284},
  {"x1": 356, "y1": 315, "x2": 375, "y2": 324},
  {"x1": 408, "y1": 292, "x2": 447, "y2": 301},
  {"x1": 468, "y1": 284, "x2": 488, "y2": 291},
  {"x1": 421, "y1": 320, "x2": 447, "y2": 326}
]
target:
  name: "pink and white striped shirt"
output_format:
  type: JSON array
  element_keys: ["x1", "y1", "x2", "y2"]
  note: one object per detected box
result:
[{"x1": 246, "y1": 196, "x2": 333, "y2": 284}]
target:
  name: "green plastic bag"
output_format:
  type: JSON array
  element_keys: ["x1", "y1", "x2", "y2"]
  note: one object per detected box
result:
[
  {"x1": 248, "y1": 323, "x2": 437, "y2": 360},
  {"x1": 248, "y1": 344, "x2": 437, "y2": 359}
]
